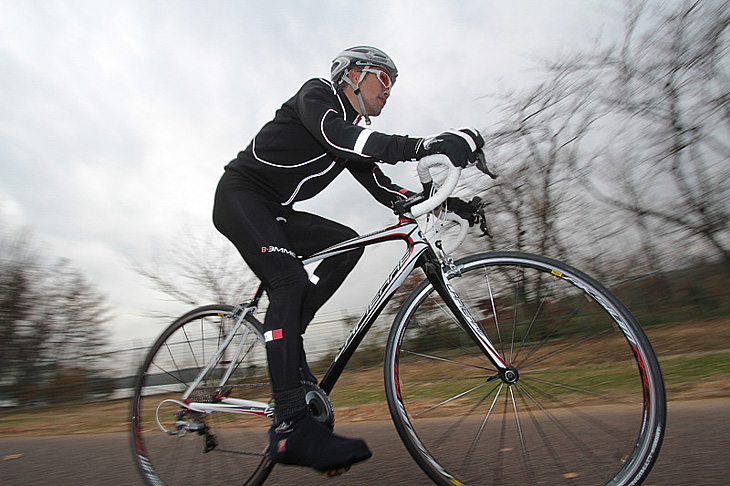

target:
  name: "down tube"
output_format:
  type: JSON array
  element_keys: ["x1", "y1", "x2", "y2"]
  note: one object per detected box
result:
[{"x1": 318, "y1": 240, "x2": 430, "y2": 394}]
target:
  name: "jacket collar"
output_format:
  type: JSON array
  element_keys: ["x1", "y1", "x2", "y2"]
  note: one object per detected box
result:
[{"x1": 337, "y1": 89, "x2": 362, "y2": 124}]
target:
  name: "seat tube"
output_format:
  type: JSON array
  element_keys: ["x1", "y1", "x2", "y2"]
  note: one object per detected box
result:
[{"x1": 421, "y1": 258, "x2": 509, "y2": 372}]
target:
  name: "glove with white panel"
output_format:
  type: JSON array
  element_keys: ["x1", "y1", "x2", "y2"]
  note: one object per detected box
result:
[{"x1": 414, "y1": 127, "x2": 485, "y2": 168}]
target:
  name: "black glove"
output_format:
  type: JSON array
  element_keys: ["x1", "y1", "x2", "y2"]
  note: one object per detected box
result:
[
  {"x1": 415, "y1": 128, "x2": 485, "y2": 168},
  {"x1": 445, "y1": 196, "x2": 481, "y2": 227}
]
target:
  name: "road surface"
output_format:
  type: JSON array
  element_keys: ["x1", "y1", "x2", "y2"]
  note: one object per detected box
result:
[{"x1": 1, "y1": 399, "x2": 728, "y2": 485}]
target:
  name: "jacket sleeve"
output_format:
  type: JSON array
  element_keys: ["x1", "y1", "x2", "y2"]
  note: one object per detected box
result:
[
  {"x1": 347, "y1": 161, "x2": 416, "y2": 209},
  {"x1": 296, "y1": 79, "x2": 420, "y2": 164}
]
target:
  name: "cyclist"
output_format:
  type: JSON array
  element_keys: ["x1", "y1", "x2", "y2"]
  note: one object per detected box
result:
[{"x1": 212, "y1": 45, "x2": 485, "y2": 474}]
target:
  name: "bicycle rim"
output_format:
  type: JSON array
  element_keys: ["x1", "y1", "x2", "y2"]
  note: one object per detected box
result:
[
  {"x1": 385, "y1": 251, "x2": 665, "y2": 486},
  {"x1": 130, "y1": 305, "x2": 274, "y2": 486}
]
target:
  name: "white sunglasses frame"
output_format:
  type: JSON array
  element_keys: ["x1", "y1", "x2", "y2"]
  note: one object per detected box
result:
[{"x1": 358, "y1": 67, "x2": 394, "y2": 89}]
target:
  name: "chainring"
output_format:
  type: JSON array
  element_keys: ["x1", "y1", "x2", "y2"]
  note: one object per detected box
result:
[{"x1": 303, "y1": 381, "x2": 334, "y2": 430}]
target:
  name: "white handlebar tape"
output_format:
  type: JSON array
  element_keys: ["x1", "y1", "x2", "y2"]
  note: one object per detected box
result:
[{"x1": 411, "y1": 155, "x2": 461, "y2": 218}]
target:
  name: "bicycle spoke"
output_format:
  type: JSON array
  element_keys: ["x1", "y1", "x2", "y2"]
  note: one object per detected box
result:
[
  {"x1": 462, "y1": 382, "x2": 503, "y2": 473},
  {"x1": 163, "y1": 341, "x2": 185, "y2": 385},
  {"x1": 518, "y1": 327, "x2": 613, "y2": 370},
  {"x1": 516, "y1": 315, "x2": 593, "y2": 371},
  {"x1": 401, "y1": 349, "x2": 495, "y2": 373},
  {"x1": 413, "y1": 381, "x2": 491, "y2": 418},
  {"x1": 515, "y1": 381, "x2": 604, "y2": 464},
  {"x1": 420, "y1": 300, "x2": 496, "y2": 368},
  {"x1": 519, "y1": 379, "x2": 635, "y2": 441},
  {"x1": 510, "y1": 284, "x2": 519, "y2": 363},
  {"x1": 514, "y1": 386, "x2": 571, "y2": 481},
  {"x1": 509, "y1": 385, "x2": 534, "y2": 484},
  {"x1": 494, "y1": 391, "x2": 509, "y2": 486},
  {"x1": 182, "y1": 324, "x2": 201, "y2": 371},
  {"x1": 485, "y1": 272, "x2": 506, "y2": 359},
  {"x1": 132, "y1": 306, "x2": 272, "y2": 486},
  {"x1": 521, "y1": 375, "x2": 607, "y2": 401},
  {"x1": 510, "y1": 278, "x2": 554, "y2": 366},
  {"x1": 425, "y1": 382, "x2": 501, "y2": 466},
  {"x1": 148, "y1": 359, "x2": 188, "y2": 388},
  {"x1": 386, "y1": 252, "x2": 664, "y2": 486}
]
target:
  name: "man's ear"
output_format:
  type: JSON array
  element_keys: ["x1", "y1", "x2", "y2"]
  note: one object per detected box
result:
[{"x1": 346, "y1": 68, "x2": 360, "y2": 84}]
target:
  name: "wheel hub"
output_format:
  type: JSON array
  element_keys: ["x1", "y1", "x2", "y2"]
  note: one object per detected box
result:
[{"x1": 500, "y1": 366, "x2": 520, "y2": 384}]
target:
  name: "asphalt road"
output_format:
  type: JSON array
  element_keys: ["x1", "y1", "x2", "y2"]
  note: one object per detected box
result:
[{"x1": 1, "y1": 398, "x2": 728, "y2": 485}]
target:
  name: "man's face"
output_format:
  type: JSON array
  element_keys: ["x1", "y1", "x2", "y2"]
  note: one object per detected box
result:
[{"x1": 349, "y1": 67, "x2": 392, "y2": 117}]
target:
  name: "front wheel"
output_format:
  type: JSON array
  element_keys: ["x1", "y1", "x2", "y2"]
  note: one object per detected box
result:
[
  {"x1": 384, "y1": 251, "x2": 665, "y2": 486},
  {"x1": 130, "y1": 304, "x2": 274, "y2": 486}
]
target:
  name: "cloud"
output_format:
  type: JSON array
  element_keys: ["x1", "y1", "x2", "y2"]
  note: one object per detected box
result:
[{"x1": 0, "y1": 0, "x2": 619, "y2": 347}]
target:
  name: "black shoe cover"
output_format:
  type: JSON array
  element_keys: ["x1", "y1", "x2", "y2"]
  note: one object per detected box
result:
[{"x1": 269, "y1": 410, "x2": 371, "y2": 471}]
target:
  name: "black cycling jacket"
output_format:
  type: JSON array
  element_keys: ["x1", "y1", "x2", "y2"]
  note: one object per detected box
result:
[{"x1": 225, "y1": 78, "x2": 421, "y2": 208}]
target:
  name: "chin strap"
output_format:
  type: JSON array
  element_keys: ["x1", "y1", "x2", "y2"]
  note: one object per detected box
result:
[{"x1": 341, "y1": 71, "x2": 372, "y2": 125}]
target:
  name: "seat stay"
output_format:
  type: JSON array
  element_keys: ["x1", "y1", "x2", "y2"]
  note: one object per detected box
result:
[{"x1": 181, "y1": 306, "x2": 256, "y2": 401}]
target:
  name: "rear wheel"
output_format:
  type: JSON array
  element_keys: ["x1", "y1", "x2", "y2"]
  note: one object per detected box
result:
[
  {"x1": 130, "y1": 305, "x2": 273, "y2": 486},
  {"x1": 385, "y1": 251, "x2": 665, "y2": 485}
]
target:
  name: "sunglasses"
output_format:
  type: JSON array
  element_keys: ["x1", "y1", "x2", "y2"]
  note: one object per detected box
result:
[{"x1": 360, "y1": 67, "x2": 394, "y2": 89}]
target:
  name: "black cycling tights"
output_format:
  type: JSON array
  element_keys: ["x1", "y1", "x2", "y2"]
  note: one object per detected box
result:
[{"x1": 213, "y1": 170, "x2": 363, "y2": 407}]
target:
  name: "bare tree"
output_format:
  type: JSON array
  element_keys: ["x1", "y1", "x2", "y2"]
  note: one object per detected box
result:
[
  {"x1": 463, "y1": 64, "x2": 602, "y2": 270},
  {"x1": 567, "y1": 0, "x2": 730, "y2": 275},
  {"x1": 0, "y1": 220, "x2": 113, "y2": 404},
  {"x1": 131, "y1": 226, "x2": 260, "y2": 313},
  {"x1": 0, "y1": 228, "x2": 34, "y2": 381},
  {"x1": 40, "y1": 260, "x2": 111, "y2": 368}
]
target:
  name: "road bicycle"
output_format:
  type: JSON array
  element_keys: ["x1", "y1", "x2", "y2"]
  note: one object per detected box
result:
[{"x1": 130, "y1": 156, "x2": 666, "y2": 485}]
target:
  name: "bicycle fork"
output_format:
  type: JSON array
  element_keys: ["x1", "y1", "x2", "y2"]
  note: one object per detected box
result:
[{"x1": 421, "y1": 257, "x2": 517, "y2": 384}]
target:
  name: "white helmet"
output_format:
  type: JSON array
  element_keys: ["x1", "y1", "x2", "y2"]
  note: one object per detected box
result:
[
  {"x1": 330, "y1": 46, "x2": 397, "y2": 125},
  {"x1": 330, "y1": 46, "x2": 398, "y2": 88}
]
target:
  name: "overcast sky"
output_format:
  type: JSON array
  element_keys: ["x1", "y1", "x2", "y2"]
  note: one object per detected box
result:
[{"x1": 0, "y1": 0, "x2": 626, "y2": 349}]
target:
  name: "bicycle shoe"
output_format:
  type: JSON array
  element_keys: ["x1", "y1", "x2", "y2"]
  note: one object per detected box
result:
[{"x1": 269, "y1": 409, "x2": 372, "y2": 472}]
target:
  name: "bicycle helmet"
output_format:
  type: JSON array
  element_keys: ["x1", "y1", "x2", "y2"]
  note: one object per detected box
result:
[
  {"x1": 331, "y1": 46, "x2": 398, "y2": 124},
  {"x1": 331, "y1": 46, "x2": 398, "y2": 88}
]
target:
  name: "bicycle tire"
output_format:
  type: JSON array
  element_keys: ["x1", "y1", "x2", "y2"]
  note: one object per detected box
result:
[
  {"x1": 130, "y1": 304, "x2": 274, "y2": 486},
  {"x1": 384, "y1": 251, "x2": 665, "y2": 486}
]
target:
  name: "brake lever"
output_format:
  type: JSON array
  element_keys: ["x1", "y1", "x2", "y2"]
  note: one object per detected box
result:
[
  {"x1": 475, "y1": 152, "x2": 498, "y2": 179},
  {"x1": 469, "y1": 196, "x2": 492, "y2": 238},
  {"x1": 478, "y1": 209, "x2": 492, "y2": 238}
]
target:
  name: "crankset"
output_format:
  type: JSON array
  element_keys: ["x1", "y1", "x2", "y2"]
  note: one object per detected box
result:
[{"x1": 304, "y1": 381, "x2": 334, "y2": 431}]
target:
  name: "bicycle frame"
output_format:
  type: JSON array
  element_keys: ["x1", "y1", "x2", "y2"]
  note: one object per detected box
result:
[
  {"x1": 181, "y1": 215, "x2": 509, "y2": 417},
  {"x1": 304, "y1": 217, "x2": 509, "y2": 393}
]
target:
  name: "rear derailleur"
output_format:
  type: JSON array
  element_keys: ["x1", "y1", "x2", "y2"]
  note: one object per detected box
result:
[{"x1": 174, "y1": 409, "x2": 218, "y2": 453}]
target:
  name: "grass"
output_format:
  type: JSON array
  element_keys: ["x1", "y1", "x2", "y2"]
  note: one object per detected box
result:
[
  {"x1": 660, "y1": 352, "x2": 730, "y2": 398},
  {"x1": 1, "y1": 317, "x2": 729, "y2": 437}
]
